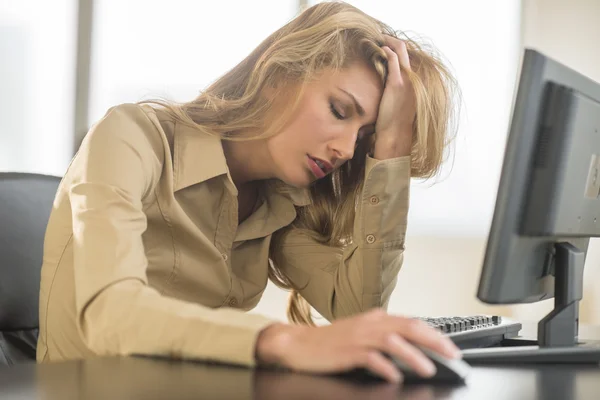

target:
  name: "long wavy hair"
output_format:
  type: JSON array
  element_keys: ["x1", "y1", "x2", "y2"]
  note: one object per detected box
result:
[{"x1": 142, "y1": 1, "x2": 459, "y2": 325}]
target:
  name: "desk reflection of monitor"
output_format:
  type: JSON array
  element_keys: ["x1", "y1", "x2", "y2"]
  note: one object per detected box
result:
[{"x1": 466, "y1": 48, "x2": 600, "y2": 363}]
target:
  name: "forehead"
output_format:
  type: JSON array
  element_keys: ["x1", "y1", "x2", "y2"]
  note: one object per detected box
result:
[{"x1": 316, "y1": 63, "x2": 383, "y2": 116}]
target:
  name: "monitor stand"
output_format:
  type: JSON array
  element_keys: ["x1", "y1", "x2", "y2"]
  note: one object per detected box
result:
[{"x1": 463, "y1": 242, "x2": 600, "y2": 364}]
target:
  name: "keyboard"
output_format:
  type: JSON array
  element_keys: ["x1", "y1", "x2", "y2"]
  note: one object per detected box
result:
[{"x1": 414, "y1": 315, "x2": 522, "y2": 350}]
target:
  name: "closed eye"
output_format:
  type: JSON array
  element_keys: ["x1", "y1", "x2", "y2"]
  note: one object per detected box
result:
[{"x1": 330, "y1": 103, "x2": 345, "y2": 120}]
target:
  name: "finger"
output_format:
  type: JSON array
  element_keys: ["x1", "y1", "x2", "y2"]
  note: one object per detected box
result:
[
  {"x1": 381, "y1": 46, "x2": 403, "y2": 88},
  {"x1": 384, "y1": 36, "x2": 411, "y2": 71},
  {"x1": 393, "y1": 318, "x2": 461, "y2": 359},
  {"x1": 384, "y1": 333, "x2": 436, "y2": 377},
  {"x1": 357, "y1": 350, "x2": 403, "y2": 384}
]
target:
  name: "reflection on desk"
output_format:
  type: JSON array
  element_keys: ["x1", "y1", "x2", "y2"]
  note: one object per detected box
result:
[{"x1": 1, "y1": 356, "x2": 600, "y2": 400}]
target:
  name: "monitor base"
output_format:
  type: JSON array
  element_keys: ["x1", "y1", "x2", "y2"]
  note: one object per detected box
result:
[{"x1": 462, "y1": 342, "x2": 600, "y2": 364}]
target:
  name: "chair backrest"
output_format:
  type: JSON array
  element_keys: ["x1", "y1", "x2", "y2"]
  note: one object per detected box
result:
[{"x1": 0, "y1": 172, "x2": 60, "y2": 364}]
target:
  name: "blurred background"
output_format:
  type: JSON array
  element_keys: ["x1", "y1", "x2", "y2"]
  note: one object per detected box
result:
[{"x1": 1, "y1": 0, "x2": 599, "y2": 324}]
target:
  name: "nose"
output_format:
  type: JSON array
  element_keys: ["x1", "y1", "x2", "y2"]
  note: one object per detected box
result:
[{"x1": 328, "y1": 131, "x2": 357, "y2": 164}]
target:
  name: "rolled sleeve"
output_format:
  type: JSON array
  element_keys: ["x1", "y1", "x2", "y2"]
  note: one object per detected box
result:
[{"x1": 360, "y1": 155, "x2": 411, "y2": 247}]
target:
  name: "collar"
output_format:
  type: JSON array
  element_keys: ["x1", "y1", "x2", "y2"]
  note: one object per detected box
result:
[
  {"x1": 172, "y1": 120, "x2": 312, "y2": 206},
  {"x1": 172, "y1": 122, "x2": 230, "y2": 192}
]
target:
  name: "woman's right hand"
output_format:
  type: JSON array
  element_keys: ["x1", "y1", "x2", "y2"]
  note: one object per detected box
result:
[{"x1": 255, "y1": 308, "x2": 461, "y2": 383}]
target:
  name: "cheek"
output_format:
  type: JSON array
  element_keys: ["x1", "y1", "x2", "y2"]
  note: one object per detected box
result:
[
  {"x1": 295, "y1": 108, "x2": 336, "y2": 144},
  {"x1": 278, "y1": 113, "x2": 325, "y2": 146},
  {"x1": 271, "y1": 98, "x2": 339, "y2": 154},
  {"x1": 303, "y1": 121, "x2": 327, "y2": 143}
]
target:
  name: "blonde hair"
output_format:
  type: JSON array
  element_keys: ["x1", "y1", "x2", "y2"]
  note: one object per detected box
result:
[{"x1": 142, "y1": 1, "x2": 459, "y2": 325}]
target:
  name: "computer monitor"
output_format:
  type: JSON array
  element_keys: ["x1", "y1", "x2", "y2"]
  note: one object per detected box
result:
[{"x1": 467, "y1": 48, "x2": 600, "y2": 363}]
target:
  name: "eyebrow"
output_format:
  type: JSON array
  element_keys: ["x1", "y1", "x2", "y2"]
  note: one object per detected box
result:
[{"x1": 337, "y1": 87, "x2": 365, "y2": 117}]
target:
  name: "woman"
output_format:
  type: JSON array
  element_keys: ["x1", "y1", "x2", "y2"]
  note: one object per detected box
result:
[{"x1": 38, "y1": 1, "x2": 460, "y2": 383}]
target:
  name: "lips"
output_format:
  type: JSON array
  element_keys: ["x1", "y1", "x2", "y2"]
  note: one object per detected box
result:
[{"x1": 307, "y1": 155, "x2": 334, "y2": 179}]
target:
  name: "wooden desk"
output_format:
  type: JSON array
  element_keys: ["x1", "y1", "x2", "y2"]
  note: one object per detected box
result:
[{"x1": 1, "y1": 355, "x2": 600, "y2": 400}]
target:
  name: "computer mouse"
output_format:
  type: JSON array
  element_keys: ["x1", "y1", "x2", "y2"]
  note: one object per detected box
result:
[
  {"x1": 343, "y1": 346, "x2": 470, "y2": 385},
  {"x1": 387, "y1": 346, "x2": 471, "y2": 384}
]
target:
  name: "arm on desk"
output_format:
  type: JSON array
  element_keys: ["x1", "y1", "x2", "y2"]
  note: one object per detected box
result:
[{"x1": 70, "y1": 105, "x2": 273, "y2": 367}]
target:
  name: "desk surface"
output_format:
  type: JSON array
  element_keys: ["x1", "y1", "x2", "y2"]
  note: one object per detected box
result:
[{"x1": 1, "y1": 356, "x2": 600, "y2": 400}]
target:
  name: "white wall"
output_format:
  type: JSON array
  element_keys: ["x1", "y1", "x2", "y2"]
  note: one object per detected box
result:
[
  {"x1": 0, "y1": 0, "x2": 77, "y2": 176},
  {"x1": 88, "y1": 0, "x2": 298, "y2": 124},
  {"x1": 522, "y1": 0, "x2": 600, "y2": 83}
]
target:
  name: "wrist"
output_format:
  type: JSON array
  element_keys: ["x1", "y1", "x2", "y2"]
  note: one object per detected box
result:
[
  {"x1": 255, "y1": 323, "x2": 306, "y2": 367},
  {"x1": 373, "y1": 143, "x2": 411, "y2": 160},
  {"x1": 373, "y1": 132, "x2": 412, "y2": 160}
]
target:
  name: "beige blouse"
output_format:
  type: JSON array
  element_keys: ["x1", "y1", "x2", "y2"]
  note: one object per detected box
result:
[{"x1": 37, "y1": 103, "x2": 410, "y2": 366}]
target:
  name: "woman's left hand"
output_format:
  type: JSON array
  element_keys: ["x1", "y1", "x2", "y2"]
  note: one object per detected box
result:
[{"x1": 373, "y1": 36, "x2": 417, "y2": 160}]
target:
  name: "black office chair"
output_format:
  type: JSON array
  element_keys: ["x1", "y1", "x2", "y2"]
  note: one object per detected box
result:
[{"x1": 0, "y1": 172, "x2": 60, "y2": 365}]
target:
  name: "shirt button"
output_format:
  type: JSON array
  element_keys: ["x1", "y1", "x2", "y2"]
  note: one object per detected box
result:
[
  {"x1": 366, "y1": 234, "x2": 376, "y2": 244},
  {"x1": 369, "y1": 196, "x2": 379, "y2": 205},
  {"x1": 222, "y1": 253, "x2": 228, "y2": 261},
  {"x1": 228, "y1": 298, "x2": 238, "y2": 307}
]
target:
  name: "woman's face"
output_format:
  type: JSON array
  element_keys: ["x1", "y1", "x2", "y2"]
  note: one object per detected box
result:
[{"x1": 266, "y1": 62, "x2": 383, "y2": 188}]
